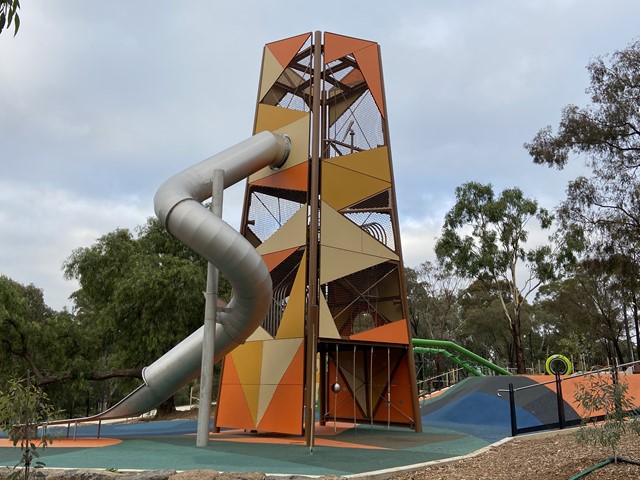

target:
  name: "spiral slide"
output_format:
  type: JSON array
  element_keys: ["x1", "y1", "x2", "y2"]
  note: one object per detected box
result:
[{"x1": 54, "y1": 131, "x2": 290, "y2": 422}]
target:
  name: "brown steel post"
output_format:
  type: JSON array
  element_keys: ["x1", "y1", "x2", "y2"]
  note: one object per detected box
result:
[{"x1": 305, "y1": 30, "x2": 323, "y2": 450}]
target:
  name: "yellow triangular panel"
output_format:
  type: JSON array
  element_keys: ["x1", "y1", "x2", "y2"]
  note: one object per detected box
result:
[
  {"x1": 259, "y1": 48, "x2": 284, "y2": 102},
  {"x1": 320, "y1": 245, "x2": 388, "y2": 284},
  {"x1": 254, "y1": 104, "x2": 308, "y2": 135},
  {"x1": 246, "y1": 326, "x2": 274, "y2": 342},
  {"x1": 256, "y1": 206, "x2": 307, "y2": 255},
  {"x1": 321, "y1": 202, "x2": 398, "y2": 260},
  {"x1": 250, "y1": 111, "x2": 310, "y2": 183},
  {"x1": 319, "y1": 292, "x2": 340, "y2": 339},
  {"x1": 276, "y1": 252, "x2": 306, "y2": 339},
  {"x1": 325, "y1": 147, "x2": 391, "y2": 182},
  {"x1": 229, "y1": 341, "x2": 264, "y2": 424},
  {"x1": 322, "y1": 162, "x2": 390, "y2": 211},
  {"x1": 257, "y1": 338, "x2": 303, "y2": 423}
]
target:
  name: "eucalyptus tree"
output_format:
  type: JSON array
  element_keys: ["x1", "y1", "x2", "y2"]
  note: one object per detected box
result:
[
  {"x1": 526, "y1": 40, "x2": 640, "y2": 350},
  {"x1": 0, "y1": 0, "x2": 20, "y2": 36},
  {"x1": 435, "y1": 182, "x2": 556, "y2": 373},
  {"x1": 535, "y1": 259, "x2": 628, "y2": 367},
  {"x1": 63, "y1": 217, "x2": 230, "y2": 415}
]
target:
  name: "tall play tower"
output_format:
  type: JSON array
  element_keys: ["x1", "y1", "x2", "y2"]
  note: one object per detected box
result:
[{"x1": 214, "y1": 32, "x2": 422, "y2": 440}]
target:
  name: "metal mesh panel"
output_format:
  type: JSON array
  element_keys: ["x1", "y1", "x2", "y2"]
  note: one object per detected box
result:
[
  {"x1": 260, "y1": 38, "x2": 313, "y2": 112},
  {"x1": 326, "y1": 91, "x2": 384, "y2": 157},
  {"x1": 324, "y1": 263, "x2": 399, "y2": 336},
  {"x1": 324, "y1": 57, "x2": 385, "y2": 158},
  {"x1": 247, "y1": 187, "x2": 306, "y2": 243},
  {"x1": 344, "y1": 211, "x2": 396, "y2": 251},
  {"x1": 348, "y1": 190, "x2": 390, "y2": 210},
  {"x1": 263, "y1": 248, "x2": 305, "y2": 336}
]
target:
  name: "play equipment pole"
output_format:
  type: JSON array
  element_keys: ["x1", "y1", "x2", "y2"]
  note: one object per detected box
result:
[
  {"x1": 196, "y1": 169, "x2": 224, "y2": 446},
  {"x1": 304, "y1": 30, "x2": 323, "y2": 452}
]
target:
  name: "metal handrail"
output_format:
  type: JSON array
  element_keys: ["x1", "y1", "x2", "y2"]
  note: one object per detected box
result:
[{"x1": 496, "y1": 360, "x2": 640, "y2": 396}]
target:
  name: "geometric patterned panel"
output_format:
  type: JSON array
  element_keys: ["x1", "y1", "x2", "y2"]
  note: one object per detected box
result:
[
  {"x1": 250, "y1": 107, "x2": 310, "y2": 185},
  {"x1": 256, "y1": 340, "x2": 304, "y2": 434},
  {"x1": 275, "y1": 259, "x2": 306, "y2": 339},
  {"x1": 256, "y1": 206, "x2": 307, "y2": 255},
  {"x1": 215, "y1": 355, "x2": 257, "y2": 429},
  {"x1": 324, "y1": 31, "x2": 373, "y2": 63},
  {"x1": 257, "y1": 338, "x2": 304, "y2": 424},
  {"x1": 352, "y1": 44, "x2": 385, "y2": 118},
  {"x1": 259, "y1": 48, "x2": 285, "y2": 102},
  {"x1": 324, "y1": 146, "x2": 391, "y2": 182},
  {"x1": 319, "y1": 245, "x2": 390, "y2": 285},
  {"x1": 321, "y1": 162, "x2": 390, "y2": 211},
  {"x1": 246, "y1": 326, "x2": 274, "y2": 342},
  {"x1": 228, "y1": 341, "x2": 264, "y2": 425},
  {"x1": 319, "y1": 292, "x2": 341, "y2": 339},
  {"x1": 250, "y1": 161, "x2": 308, "y2": 192},
  {"x1": 320, "y1": 202, "x2": 398, "y2": 261},
  {"x1": 349, "y1": 319, "x2": 410, "y2": 345},
  {"x1": 266, "y1": 32, "x2": 311, "y2": 68}
]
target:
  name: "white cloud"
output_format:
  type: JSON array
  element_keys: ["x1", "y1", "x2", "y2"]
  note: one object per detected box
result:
[
  {"x1": 1, "y1": 0, "x2": 640, "y2": 312},
  {"x1": 0, "y1": 182, "x2": 151, "y2": 311}
]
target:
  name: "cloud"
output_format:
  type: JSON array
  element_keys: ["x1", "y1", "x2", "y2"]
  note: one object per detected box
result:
[
  {"x1": 0, "y1": 181, "x2": 151, "y2": 311},
  {"x1": 1, "y1": 0, "x2": 640, "y2": 312}
]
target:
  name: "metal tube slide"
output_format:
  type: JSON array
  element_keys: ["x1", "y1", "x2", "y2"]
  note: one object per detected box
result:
[
  {"x1": 412, "y1": 338, "x2": 512, "y2": 376},
  {"x1": 59, "y1": 132, "x2": 290, "y2": 421},
  {"x1": 412, "y1": 346, "x2": 483, "y2": 377}
]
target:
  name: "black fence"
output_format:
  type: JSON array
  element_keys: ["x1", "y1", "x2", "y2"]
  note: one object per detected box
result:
[{"x1": 498, "y1": 361, "x2": 640, "y2": 437}]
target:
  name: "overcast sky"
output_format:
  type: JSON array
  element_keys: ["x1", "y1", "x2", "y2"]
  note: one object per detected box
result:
[{"x1": 1, "y1": 1, "x2": 639, "y2": 311}]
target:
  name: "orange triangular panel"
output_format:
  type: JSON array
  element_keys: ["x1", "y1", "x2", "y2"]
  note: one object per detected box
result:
[
  {"x1": 276, "y1": 254, "x2": 306, "y2": 339},
  {"x1": 325, "y1": 147, "x2": 391, "y2": 182},
  {"x1": 256, "y1": 342, "x2": 304, "y2": 434},
  {"x1": 324, "y1": 32, "x2": 375, "y2": 63},
  {"x1": 350, "y1": 319, "x2": 410, "y2": 345},
  {"x1": 251, "y1": 162, "x2": 308, "y2": 192},
  {"x1": 262, "y1": 247, "x2": 299, "y2": 272},
  {"x1": 373, "y1": 359, "x2": 415, "y2": 424},
  {"x1": 353, "y1": 44, "x2": 385, "y2": 118},
  {"x1": 257, "y1": 338, "x2": 303, "y2": 423},
  {"x1": 341, "y1": 68, "x2": 365, "y2": 87},
  {"x1": 215, "y1": 355, "x2": 256, "y2": 430},
  {"x1": 266, "y1": 32, "x2": 311, "y2": 69}
]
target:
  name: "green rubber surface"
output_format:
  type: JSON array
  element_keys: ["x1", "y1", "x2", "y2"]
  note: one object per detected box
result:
[{"x1": 0, "y1": 425, "x2": 490, "y2": 476}]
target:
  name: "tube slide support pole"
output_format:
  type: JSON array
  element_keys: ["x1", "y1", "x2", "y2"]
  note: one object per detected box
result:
[
  {"x1": 305, "y1": 30, "x2": 323, "y2": 452},
  {"x1": 196, "y1": 169, "x2": 224, "y2": 447}
]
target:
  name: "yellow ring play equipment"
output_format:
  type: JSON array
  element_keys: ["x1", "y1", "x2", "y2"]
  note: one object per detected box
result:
[{"x1": 545, "y1": 354, "x2": 573, "y2": 375}]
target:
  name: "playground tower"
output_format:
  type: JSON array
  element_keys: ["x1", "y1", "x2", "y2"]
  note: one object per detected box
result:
[{"x1": 214, "y1": 32, "x2": 422, "y2": 440}]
